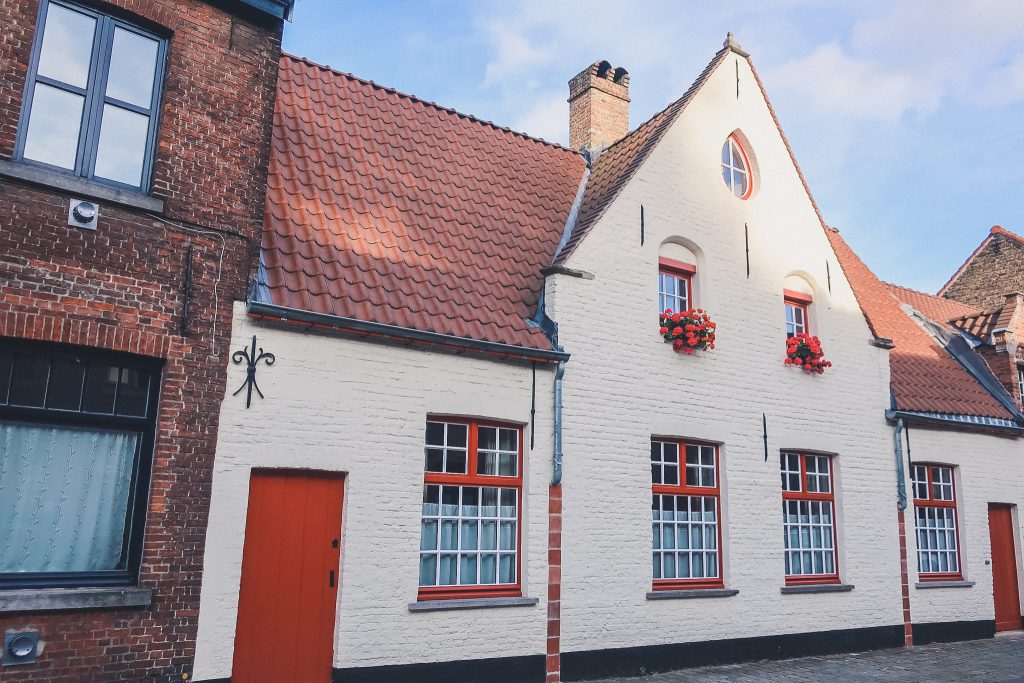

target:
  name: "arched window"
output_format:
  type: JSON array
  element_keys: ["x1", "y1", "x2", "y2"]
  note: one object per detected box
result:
[
  {"x1": 783, "y1": 275, "x2": 815, "y2": 338},
  {"x1": 658, "y1": 242, "x2": 699, "y2": 315},
  {"x1": 721, "y1": 135, "x2": 751, "y2": 199}
]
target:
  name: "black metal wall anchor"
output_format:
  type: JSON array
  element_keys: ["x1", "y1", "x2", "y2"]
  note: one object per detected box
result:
[{"x1": 232, "y1": 335, "x2": 276, "y2": 408}]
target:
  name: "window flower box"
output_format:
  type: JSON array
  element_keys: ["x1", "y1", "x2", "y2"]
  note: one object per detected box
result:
[
  {"x1": 659, "y1": 309, "x2": 716, "y2": 355},
  {"x1": 785, "y1": 333, "x2": 832, "y2": 374}
]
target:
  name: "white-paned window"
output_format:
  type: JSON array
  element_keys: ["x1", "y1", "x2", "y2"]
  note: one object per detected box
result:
[
  {"x1": 419, "y1": 419, "x2": 521, "y2": 599},
  {"x1": 651, "y1": 440, "x2": 723, "y2": 589},
  {"x1": 781, "y1": 452, "x2": 839, "y2": 583},
  {"x1": 911, "y1": 464, "x2": 961, "y2": 579}
]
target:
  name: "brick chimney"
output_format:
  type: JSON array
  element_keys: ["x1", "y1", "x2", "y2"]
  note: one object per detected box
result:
[{"x1": 568, "y1": 60, "x2": 630, "y2": 153}]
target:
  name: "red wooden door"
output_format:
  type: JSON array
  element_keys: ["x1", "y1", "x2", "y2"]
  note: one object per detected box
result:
[
  {"x1": 232, "y1": 470, "x2": 344, "y2": 682},
  {"x1": 988, "y1": 505, "x2": 1022, "y2": 632}
]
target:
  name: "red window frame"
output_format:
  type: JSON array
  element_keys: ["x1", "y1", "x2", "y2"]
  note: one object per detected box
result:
[
  {"x1": 781, "y1": 452, "x2": 840, "y2": 586},
  {"x1": 651, "y1": 438, "x2": 724, "y2": 591},
  {"x1": 722, "y1": 134, "x2": 753, "y2": 200},
  {"x1": 658, "y1": 257, "x2": 696, "y2": 315},
  {"x1": 784, "y1": 289, "x2": 812, "y2": 338},
  {"x1": 911, "y1": 464, "x2": 963, "y2": 582},
  {"x1": 418, "y1": 416, "x2": 523, "y2": 601}
]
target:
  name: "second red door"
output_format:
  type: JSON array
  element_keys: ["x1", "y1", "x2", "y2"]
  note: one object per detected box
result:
[{"x1": 988, "y1": 504, "x2": 1022, "y2": 632}]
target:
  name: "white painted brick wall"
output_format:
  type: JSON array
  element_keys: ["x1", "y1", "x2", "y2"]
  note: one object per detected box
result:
[
  {"x1": 192, "y1": 305, "x2": 555, "y2": 679},
  {"x1": 902, "y1": 427, "x2": 1024, "y2": 625},
  {"x1": 547, "y1": 54, "x2": 904, "y2": 652}
]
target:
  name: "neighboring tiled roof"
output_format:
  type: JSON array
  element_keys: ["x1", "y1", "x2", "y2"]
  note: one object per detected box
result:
[
  {"x1": 553, "y1": 47, "x2": 731, "y2": 265},
  {"x1": 259, "y1": 55, "x2": 586, "y2": 352},
  {"x1": 827, "y1": 229, "x2": 1014, "y2": 419},
  {"x1": 947, "y1": 309, "x2": 1001, "y2": 340},
  {"x1": 885, "y1": 283, "x2": 981, "y2": 323}
]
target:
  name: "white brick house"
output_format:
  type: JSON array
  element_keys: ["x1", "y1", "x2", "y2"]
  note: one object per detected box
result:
[{"x1": 191, "y1": 35, "x2": 1024, "y2": 683}]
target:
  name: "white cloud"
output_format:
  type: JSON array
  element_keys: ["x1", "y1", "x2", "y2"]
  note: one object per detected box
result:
[
  {"x1": 482, "y1": 26, "x2": 551, "y2": 87},
  {"x1": 769, "y1": 43, "x2": 939, "y2": 121},
  {"x1": 766, "y1": 0, "x2": 1024, "y2": 121},
  {"x1": 512, "y1": 94, "x2": 567, "y2": 144}
]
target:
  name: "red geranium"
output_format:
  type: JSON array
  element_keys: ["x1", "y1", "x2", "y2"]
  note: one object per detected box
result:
[
  {"x1": 785, "y1": 333, "x2": 832, "y2": 374},
  {"x1": 659, "y1": 308, "x2": 716, "y2": 355}
]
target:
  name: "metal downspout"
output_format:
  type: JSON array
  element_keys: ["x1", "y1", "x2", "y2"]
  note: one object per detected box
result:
[
  {"x1": 552, "y1": 361, "x2": 566, "y2": 485},
  {"x1": 894, "y1": 418, "x2": 908, "y2": 510}
]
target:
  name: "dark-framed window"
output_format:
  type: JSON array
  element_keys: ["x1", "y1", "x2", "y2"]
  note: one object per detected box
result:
[
  {"x1": 781, "y1": 452, "x2": 840, "y2": 585},
  {"x1": 911, "y1": 464, "x2": 962, "y2": 580},
  {"x1": 15, "y1": 0, "x2": 168, "y2": 191},
  {"x1": 651, "y1": 439, "x2": 723, "y2": 590},
  {"x1": 0, "y1": 339, "x2": 161, "y2": 589},
  {"x1": 418, "y1": 417, "x2": 523, "y2": 600}
]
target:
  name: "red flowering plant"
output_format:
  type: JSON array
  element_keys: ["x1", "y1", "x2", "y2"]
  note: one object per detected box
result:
[
  {"x1": 784, "y1": 333, "x2": 832, "y2": 374},
  {"x1": 659, "y1": 308, "x2": 717, "y2": 355}
]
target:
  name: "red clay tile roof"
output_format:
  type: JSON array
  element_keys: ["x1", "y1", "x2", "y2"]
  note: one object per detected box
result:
[
  {"x1": 554, "y1": 48, "x2": 731, "y2": 265},
  {"x1": 885, "y1": 283, "x2": 981, "y2": 323},
  {"x1": 947, "y1": 309, "x2": 1001, "y2": 339},
  {"x1": 260, "y1": 55, "x2": 586, "y2": 352},
  {"x1": 886, "y1": 282, "x2": 1010, "y2": 341},
  {"x1": 828, "y1": 229, "x2": 1013, "y2": 419}
]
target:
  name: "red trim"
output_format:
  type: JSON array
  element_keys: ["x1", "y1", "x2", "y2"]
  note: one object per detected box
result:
[
  {"x1": 782, "y1": 452, "x2": 841, "y2": 585},
  {"x1": 658, "y1": 257, "x2": 697, "y2": 275},
  {"x1": 783, "y1": 289, "x2": 813, "y2": 304},
  {"x1": 651, "y1": 439, "x2": 725, "y2": 591},
  {"x1": 725, "y1": 134, "x2": 754, "y2": 201},
  {"x1": 911, "y1": 464, "x2": 964, "y2": 581},
  {"x1": 417, "y1": 417, "x2": 524, "y2": 601}
]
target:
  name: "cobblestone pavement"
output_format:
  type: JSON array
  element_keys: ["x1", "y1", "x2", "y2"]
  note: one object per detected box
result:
[{"x1": 593, "y1": 632, "x2": 1024, "y2": 683}]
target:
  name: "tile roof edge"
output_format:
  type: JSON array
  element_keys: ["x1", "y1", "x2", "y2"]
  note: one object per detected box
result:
[
  {"x1": 587, "y1": 47, "x2": 731, "y2": 162},
  {"x1": 884, "y1": 281, "x2": 982, "y2": 316},
  {"x1": 280, "y1": 53, "x2": 584, "y2": 157},
  {"x1": 551, "y1": 47, "x2": 732, "y2": 266},
  {"x1": 552, "y1": 164, "x2": 592, "y2": 262},
  {"x1": 885, "y1": 409, "x2": 1024, "y2": 435},
  {"x1": 902, "y1": 304, "x2": 1020, "y2": 421},
  {"x1": 991, "y1": 224, "x2": 1024, "y2": 245},
  {"x1": 247, "y1": 299, "x2": 571, "y2": 364},
  {"x1": 745, "y1": 56, "x2": 829, "y2": 236}
]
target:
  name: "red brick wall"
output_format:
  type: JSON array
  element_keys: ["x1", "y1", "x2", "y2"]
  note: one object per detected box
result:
[
  {"x1": 0, "y1": 1, "x2": 282, "y2": 680},
  {"x1": 942, "y1": 232, "x2": 1024, "y2": 310},
  {"x1": 547, "y1": 485, "x2": 562, "y2": 683}
]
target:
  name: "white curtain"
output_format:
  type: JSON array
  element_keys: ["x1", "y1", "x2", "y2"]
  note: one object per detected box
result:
[{"x1": 0, "y1": 422, "x2": 138, "y2": 573}]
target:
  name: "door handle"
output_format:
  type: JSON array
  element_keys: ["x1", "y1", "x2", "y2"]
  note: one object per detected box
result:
[{"x1": 329, "y1": 570, "x2": 335, "y2": 588}]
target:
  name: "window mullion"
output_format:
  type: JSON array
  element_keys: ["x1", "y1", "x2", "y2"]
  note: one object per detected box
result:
[{"x1": 80, "y1": 14, "x2": 115, "y2": 180}]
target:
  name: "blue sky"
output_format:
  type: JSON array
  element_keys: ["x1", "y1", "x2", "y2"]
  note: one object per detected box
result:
[{"x1": 282, "y1": 0, "x2": 1024, "y2": 293}]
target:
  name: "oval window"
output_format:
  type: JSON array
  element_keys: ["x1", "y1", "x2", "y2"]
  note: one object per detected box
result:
[{"x1": 721, "y1": 136, "x2": 751, "y2": 199}]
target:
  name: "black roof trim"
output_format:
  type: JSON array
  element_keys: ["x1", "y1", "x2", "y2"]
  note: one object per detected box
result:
[{"x1": 213, "y1": 0, "x2": 293, "y2": 22}]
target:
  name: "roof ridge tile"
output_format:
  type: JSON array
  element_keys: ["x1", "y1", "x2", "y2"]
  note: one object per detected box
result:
[{"x1": 282, "y1": 53, "x2": 583, "y2": 156}]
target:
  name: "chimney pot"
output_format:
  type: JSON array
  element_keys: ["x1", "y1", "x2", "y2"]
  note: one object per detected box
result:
[{"x1": 568, "y1": 60, "x2": 630, "y2": 153}]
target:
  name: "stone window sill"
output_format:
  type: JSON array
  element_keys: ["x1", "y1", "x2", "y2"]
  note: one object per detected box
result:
[
  {"x1": 408, "y1": 596, "x2": 538, "y2": 612},
  {"x1": 0, "y1": 586, "x2": 153, "y2": 613},
  {"x1": 647, "y1": 588, "x2": 739, "y2": 600},
  {"x1": 781, "y1": 583, "x2": 855, "y2": 595},
  {"x1": 915, "y1": 580, "x2": 975, "y2": 589},
  {"x1": 0, "y1": 160, "x2": 164, "y2": 213}
]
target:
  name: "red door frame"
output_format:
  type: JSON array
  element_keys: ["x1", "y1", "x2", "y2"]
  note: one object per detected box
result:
[
  {"x1": 232, "y1": 469, "x2": 345, "y2": 682},
  {"x1": 988, "y1": 504, "x2": 1023, "y2": 632}
]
